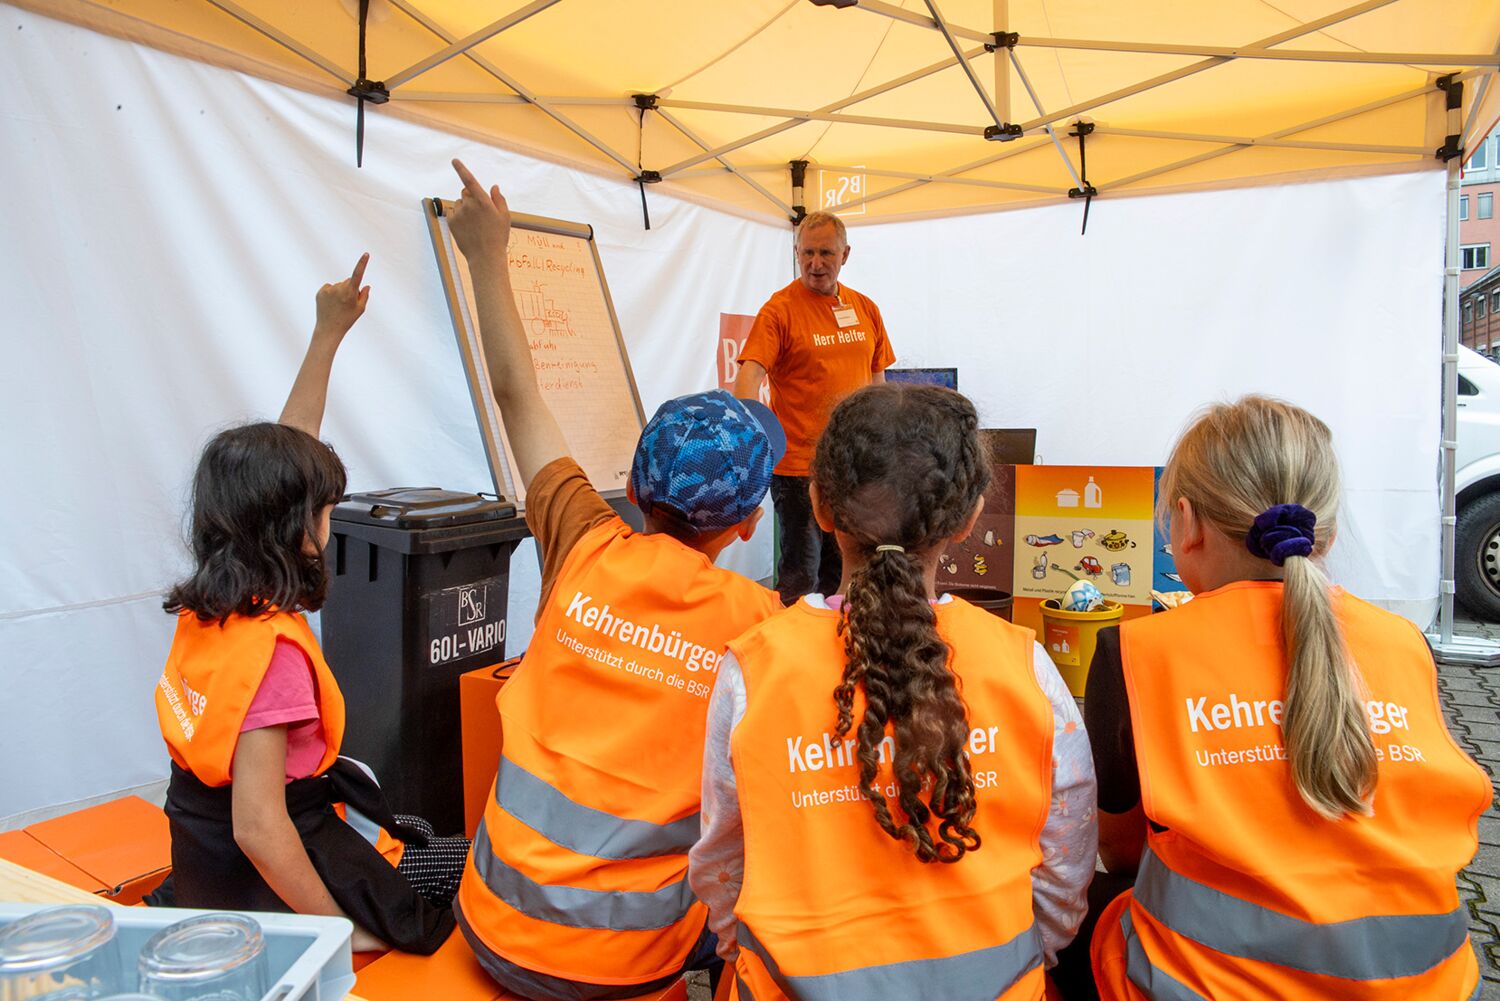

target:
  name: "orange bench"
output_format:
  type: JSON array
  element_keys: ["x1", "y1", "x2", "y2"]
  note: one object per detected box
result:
[
  {"x1": 356, "y1": 930, "x2": 688, "y2": 1001},
  {"x1": 0, "y1": 796, "x2": 170, "y2": 905}
]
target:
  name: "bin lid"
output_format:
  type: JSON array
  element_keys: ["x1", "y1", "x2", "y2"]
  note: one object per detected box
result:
[{"x1": 334, "y1": 488, "x2": 516, "y2": 529}]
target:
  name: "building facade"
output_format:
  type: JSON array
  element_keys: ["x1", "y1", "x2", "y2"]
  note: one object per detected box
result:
[{"x1": 1463, "y1": 130, "x2": 1500, "y2": 288}]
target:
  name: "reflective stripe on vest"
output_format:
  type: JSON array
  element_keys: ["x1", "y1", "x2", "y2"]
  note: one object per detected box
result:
[
  {"x1": 495, "y1": 757, "x2": 699, "y2": 861},
  {"x1": 1119, "y1": 905, "x2": 1483, "y2": 1001},
  {"x1": 736, "y1": 919, "x2": 1043, "y2": 1001},
  {"x1": 1135, "y1": 848, "x2": 1471, "y2": 981},
  {"x1": 1121, "y1": 908, "x2": 1210, "y2": 1001},
  {"x1": 470, "y1": 818, "x2": 695, "y2": 932}
]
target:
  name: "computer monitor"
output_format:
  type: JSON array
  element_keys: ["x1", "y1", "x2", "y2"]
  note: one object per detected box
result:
[
  {"x1": 884, "y1": 367, "x2": 958, "y2": 390},
  {"x1": 982, "y1": 428, "x2": 1037, "y2": 466}
]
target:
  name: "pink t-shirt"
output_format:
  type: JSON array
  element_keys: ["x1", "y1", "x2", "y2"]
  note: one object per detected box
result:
[{"x1": 239, "y1": 638, "x2": 329, "y2": 783}]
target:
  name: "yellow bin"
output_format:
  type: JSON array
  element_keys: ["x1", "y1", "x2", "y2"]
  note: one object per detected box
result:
[{"x1": 1039, "y1": 599, "x2": 1124, "y2": 696}]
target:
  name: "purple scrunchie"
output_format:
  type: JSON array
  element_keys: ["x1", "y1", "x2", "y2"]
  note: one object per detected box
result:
[{"x1": 1245, "y1": 503, "x2": 1317, "y2": 566}]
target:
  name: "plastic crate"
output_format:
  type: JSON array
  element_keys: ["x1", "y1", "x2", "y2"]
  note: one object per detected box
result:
[{"x1": 0, "y1": 902, "x2": 355, "y2": 1001}]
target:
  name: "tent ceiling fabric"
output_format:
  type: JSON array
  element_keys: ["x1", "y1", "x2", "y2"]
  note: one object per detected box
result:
[{"x1": 24, "y1": 0, "x2": 1500, "y2": 223}]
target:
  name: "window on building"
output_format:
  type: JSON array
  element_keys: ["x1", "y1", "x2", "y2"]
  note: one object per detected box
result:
[
  {"x1": 1482, "y1": 297, "x2": 1490, "y2": 319},
  {"x1": 1468, "y1": 301, "x2": 1476, "y2": 324},
  {"x1": 1464, "y1": 244, "x2": 1492, "y2": 270},
  {"x1": 1476, "y1": 139, "x2": 1492, "y2": 171},
  {"x1": 1483, "y1": 193, "x2": 1495, "y2": 220},
  {"x1": 1493, "y1": 290, "x2": 1500, "y2": 312},
  {"x1": 1461, "y1": 374, "x2": 1480, "y2": 396},
  {"x1": 1463, "y1": 195, "x2": 1471, "y2": 220}
]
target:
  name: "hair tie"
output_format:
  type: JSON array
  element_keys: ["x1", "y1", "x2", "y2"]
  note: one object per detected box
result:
[
  {"x1": 1246, "y1": 503, "x2": 1316, "y2": 566},
  {"x1": 875, "y1": 544, "x2": 906, "y2": 554}
]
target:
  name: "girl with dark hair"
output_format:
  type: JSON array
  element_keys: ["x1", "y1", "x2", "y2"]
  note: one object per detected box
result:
[
  {"x1": 153, "y1": 256, "x2": 459, "y2": 955},
  {"x1": 689, "y1": 383, "x2": 1096, "y2": 999}
]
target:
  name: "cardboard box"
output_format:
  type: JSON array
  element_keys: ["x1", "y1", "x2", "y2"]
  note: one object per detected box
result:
[
  {"x1": 0, "y1": 796, "x2": 171, "y2": 905},
  {"x1": 459, "y1": 658, "x2": 520, "y2": 839}
]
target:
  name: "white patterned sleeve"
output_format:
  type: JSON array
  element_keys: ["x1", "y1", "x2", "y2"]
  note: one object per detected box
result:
[
  {"x1": 1029, "y1": 640, "x2": 1099, "y2": 966},
  {"x1": 687, "y1": 650, "x2": 749, "y2": 961}
]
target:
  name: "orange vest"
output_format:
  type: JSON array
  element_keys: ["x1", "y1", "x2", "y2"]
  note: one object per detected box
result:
[
  {"x1": 728, "y1": 598, "x2": 1054, "y2": 1001},
  {"x1": 156, "y1": 610, "x2": 345, "y2": 787},
  {"x1": 456, "y1": 518, "x2": 782, "y2": 986},
  {"x1": 1093, "y1": 581, "x2": 1491, "y2": 1001},
  {"x1": 156, "y1": 611, "x2": 404, "y2": 866}
]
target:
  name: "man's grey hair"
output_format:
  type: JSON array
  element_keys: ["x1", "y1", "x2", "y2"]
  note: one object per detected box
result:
[{"x1": 796, "y1": 211, "x2": 847, "y2": 247}]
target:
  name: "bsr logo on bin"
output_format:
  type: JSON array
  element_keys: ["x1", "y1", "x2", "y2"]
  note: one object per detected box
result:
[
  {"x1": 430, "y1": 582, "x2": 506, "y2": 664},
  {"x1": 458, "y1": 585, "x2": 487, "y2": 626}
]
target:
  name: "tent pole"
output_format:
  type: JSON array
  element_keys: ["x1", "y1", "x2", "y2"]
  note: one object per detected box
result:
[
  {"x1": 921, "y1": 0, "x2": 1006, "y2": 133},
  {"x1": 1009, "y1": 50, "x2": 1084, "y2": 190},
  {"x1": 385, "y1": 0, "x2": 640, "y2": 175},
  {"x1": 993, "y1": 0, "x2": 1009, "y2": 124},
  {"x1": 653, "y1": 108, "x2": 795, "y2": 216},
  {"x1": 655, "y1": 45, "x2": 988, "y2": 178},
  {"x1": 384, "y1": 0, "x2": 564, "y2": 89},
  {"x1": 1441, "y1": 145, "x2": 1460, "y2": 647},
  {"x1": 201, "y1": 0, "x2": 352, "y2": 85},
  {"x1": 1014, "y1": 0, "x2": 1400, "y2": 135},
  {"x1": 655, "y1": 99, "x2": 984, "y2": 136},
  {"x1": 1097, "y1": 70, "x2": 1489, "y2": 192},
  {"x1": 1090, "y1": 126, "x2": 1426, "y2": 156},
  {"x1": 1427, "y1": 74, "x2": 1500, "y2": 665},
  {"x1": 1012, "y1": 37, "x2": 1500, "y2": 67}
]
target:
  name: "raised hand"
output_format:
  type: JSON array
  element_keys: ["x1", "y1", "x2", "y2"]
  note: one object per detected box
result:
[
  {"x1": 313, "y1": 253, "x2": 371, "y2": 343},
  {"x1": 448, "y1": 159, "x2": 512, "y2": 259},
  {"x1": 280, "y1": 253, "x2": 370, "y2": 436}
]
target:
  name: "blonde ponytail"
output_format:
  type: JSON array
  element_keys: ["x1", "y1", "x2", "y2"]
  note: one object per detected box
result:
[
  {"x1": 1160, "y1": 396, "x2": 1376, "y2": 820},
  {"x1": 1280, "y1": 553, "x2": 1376, "y2": 818}
]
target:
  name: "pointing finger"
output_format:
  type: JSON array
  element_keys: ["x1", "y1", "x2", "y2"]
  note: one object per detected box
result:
[
  {"x1": 452, "y1": 158, "x2": 487, "y2": 200},
  {"x1": 350, "y1": 252, "x2": 369, "y2": 287}
]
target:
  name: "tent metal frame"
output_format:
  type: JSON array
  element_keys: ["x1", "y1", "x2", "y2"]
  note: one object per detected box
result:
[{"x1": 188, "y1": 0, "x2": 1500, "y2": 653}]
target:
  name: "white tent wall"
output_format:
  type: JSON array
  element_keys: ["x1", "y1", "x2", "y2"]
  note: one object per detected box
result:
[
  {"x1": 0, "y1": 7, "x2": 784, "y2": 826},
  {"x1": 843, "y1": 170, "x2": 1444, "y2": 624},
  {"x1": 0, "y1": 5, "x2": 1447, "y2": 824}
]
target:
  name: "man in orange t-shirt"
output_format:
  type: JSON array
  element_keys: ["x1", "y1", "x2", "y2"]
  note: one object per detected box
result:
[{"x1": 734, "y1": 211, "x2": 895, "y2": 604}]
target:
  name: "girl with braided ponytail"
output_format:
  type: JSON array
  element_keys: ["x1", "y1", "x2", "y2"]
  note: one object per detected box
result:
[
  {"x1": 690, "y1": 383, "x2": 1096, "y2": 1000},
  {"x1": 1087, "y1": 396, "x2": 1491, "y2": 1001}
]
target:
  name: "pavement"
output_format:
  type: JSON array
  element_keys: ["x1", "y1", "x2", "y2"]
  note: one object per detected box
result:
[{"x1": 1449, "y1": 613, "x2": 1500, "y2": 1000}]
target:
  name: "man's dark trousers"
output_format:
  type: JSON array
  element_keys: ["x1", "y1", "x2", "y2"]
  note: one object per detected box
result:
[{"x1": 770, "y1": 474, "x2": 842, "y2": 605}]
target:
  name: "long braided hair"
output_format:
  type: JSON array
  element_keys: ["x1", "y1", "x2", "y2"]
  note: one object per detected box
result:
[{"x1": 811, "y1": 383, "x2": 991, "y2": 863}]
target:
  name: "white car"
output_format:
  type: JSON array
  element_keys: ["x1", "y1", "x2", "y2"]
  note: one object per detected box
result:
[{"x1": 1455, "y1": 345, "x2": 1500, "y2": 619}]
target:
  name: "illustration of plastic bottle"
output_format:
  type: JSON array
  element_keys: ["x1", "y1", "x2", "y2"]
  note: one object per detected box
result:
[{"x1": 1083, "y1": 476, "x2": 1103, "y2": 509}]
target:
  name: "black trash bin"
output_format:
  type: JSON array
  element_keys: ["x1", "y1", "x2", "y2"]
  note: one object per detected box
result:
[{"x1": 322, "y1": 488, "x2": 532, "y2": 835}]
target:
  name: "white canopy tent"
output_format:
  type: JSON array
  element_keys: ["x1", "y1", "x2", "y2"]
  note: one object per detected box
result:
[
  {"x1": 18, "y1": 0, "x2": 1499, "y2": 221},
  {"x1": 0, "y1": 0, "x2": 1492, "y2": 823}
]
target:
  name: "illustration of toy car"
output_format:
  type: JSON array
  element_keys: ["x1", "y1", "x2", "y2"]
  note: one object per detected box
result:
[{"x1": 1076, "y1": 556, "x2": 1103, "y2": 576}]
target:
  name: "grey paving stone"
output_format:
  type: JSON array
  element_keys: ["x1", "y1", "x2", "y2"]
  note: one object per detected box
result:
[
  {"x1": 1449, "y1": 690, "x2": 1500, "y2": 708},
  {"x1": 1462, "y1": 723, "x2": 1500, "y2": 744},
  {"x1": 1474, "y1": 846, "x2": 1500, "y2": 879},
  {"x1": 1480, "y1": 816, "x2": 1500, "y2": 848},
  {"x1": 1455, "y1": 703, "x2": 1500, "y2": 726}
]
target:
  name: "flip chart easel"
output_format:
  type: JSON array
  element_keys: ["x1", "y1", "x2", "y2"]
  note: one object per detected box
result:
[{"x1": 425, "y1": 199, "x2": 646, "y2": 508}]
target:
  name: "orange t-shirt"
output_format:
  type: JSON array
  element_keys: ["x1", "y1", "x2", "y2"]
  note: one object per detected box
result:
[{"x1": 739, "y1": 279, "x2": 894, "y2": 476}]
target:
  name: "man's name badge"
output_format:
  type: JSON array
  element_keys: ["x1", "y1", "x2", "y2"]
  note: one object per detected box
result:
[{"x1": 833, "y1": 305, "x2": 859, "y2": 328}]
